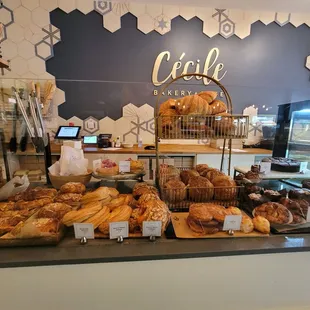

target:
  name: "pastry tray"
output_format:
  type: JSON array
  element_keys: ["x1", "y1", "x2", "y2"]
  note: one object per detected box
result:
[
  {"x1": 171, "y1": 212, "x2": 268, "y2": 239},
  {"x1": 92, "y1": 171, "x2": 145, "y2": 181}
]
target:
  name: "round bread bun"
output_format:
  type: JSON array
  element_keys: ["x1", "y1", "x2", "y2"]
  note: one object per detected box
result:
[
  {"x1": 200, "y1": 167, "x2": 216, "y2": 178},
  {"x1": 212, "y1": 176, "x2": 237, "y2": 201},
  {"x1": 163, "y1": 179, "x2": 187, "y2": 203},
  {"x1": 180, "y1": 170, "x2": 200, "y2": 185},
  {"x1": 206, "y1": 169, "x2": 225, "y2": 182},
  {"x1": 195, "y1": 164, "x2": 209, "y2": 174},
  {"x1": 188, "y1": 176, "x2": 214, "y2": 202},
  {"x1": 60, "y1": 182, "x2": 86, "y2": 194},
  {"x1": 252, "y1": 215, "x2": 270, "y2": 234},
  {"x1": 137, "y1": 193, "x2": 160, "y2": 208}
]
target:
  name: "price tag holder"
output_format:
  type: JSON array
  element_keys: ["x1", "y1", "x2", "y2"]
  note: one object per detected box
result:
[
  {"x1": 223, "y1": 215, "x2": 242, "y2": 231},
  {"x1": 142, "y1": 221, "x2": 162, "y2": 237},
  {"x1": 93, "y1": 159, "x2": 101, "y2": 173},
  {"x1": 307, "y1": 207, "x2": 310, "y2": 222},
  {"x1": 119, "y1": 161, "x2": 130, "y2": 173},
  {"x1": 73, "y1": 223, "x2": 94, "y2": 239},
  {"x1": 109, "y1": 222, "x2": 129, "y2": 239}
]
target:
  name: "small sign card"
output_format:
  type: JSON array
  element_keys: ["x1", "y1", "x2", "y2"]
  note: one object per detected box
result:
[
  {"x1": 119, "y1": 161, "x2": 130, "y2": 173},
  {"x1": 223, "y1": 215, "x2": 242, "y2": 231},
  {"x1": 93, "y1": 159, "x2": 101, "y2": 173},
  {"x1": 9, "y1": 98, "x2": 16, "y2": 104},
  {"x1": 307, "y1": 207, "x2": 310, "y2": 222},
  {"x1": 142, "y1": 221, "x2": 162, "y2": 237},
  {"x1": 260, "y1": 162, "x2": 271, "y2": 174},
  {"x1": 300, "y1": 162, "x2": 308, "y2": 172},
  {"x1": 73, "y1": 223, "x2": 95, "y2": 239},
  {"x1": 109, "y1": 222, "x2": 129, "y2": 239}
]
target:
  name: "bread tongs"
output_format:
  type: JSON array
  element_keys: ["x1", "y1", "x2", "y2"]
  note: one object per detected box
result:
[{"x1": 12, "y1": 87, "x2": 47, "y2": 153}]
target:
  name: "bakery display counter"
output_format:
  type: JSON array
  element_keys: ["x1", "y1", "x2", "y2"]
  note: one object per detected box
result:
[
  {"x1": 14, "y1": 143, "x2": 272, "y2": 156},
  {"x1": 0, "y1": 233, "x2": 309, "y2": 268}
]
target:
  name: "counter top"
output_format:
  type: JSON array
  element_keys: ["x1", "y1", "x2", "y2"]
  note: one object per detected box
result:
[
  {"x1": 15, "y1": 143, "x2": 272, "y2": 156},
  {"x1": 0, "y1": 234, "x2": 309, "y2": 268}
]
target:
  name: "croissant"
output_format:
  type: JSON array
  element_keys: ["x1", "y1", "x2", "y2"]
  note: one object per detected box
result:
[
  {"x1": 159, "y1": 99, "x2": 176, "y2": 115},
  {"x1": 161, "y1": 108, "x2": 178, "y2": 128},
  {"x1": 212, "y1": 112, "x2": 235, "y2": 135},
  {"x1": 209, "y1": 99, "x2": 227, "y2": 115},
  {"x1": 175, "y1": 95, "x2": 211, "y2": 115},
  {"x1": 198, "y1": 91, "x2": 217, "y2": 104}
]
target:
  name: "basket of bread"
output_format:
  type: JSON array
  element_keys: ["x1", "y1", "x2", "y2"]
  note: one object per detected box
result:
[
  {"x1": 49, "y1": 169, "x2": 92, "y2": 189},
  {"x1": 158, "y1": 92, "x2": 248, "y2": 140},
  {"x1": 160, "y1": 163, "x2": 242, "y2": 211}
]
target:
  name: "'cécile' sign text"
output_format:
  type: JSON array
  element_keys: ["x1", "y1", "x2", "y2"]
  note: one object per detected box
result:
[{"x1": 152, "y1": 47, "x2": 227, "y2": 87}]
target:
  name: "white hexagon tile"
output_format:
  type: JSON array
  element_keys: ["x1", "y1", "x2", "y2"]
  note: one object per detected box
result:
[
  {"x1": 76, "y1": 0, "x2": 94, "y2": 15},
  {"x1": 39, "y1": 0, "x2": 58, "y2": 12},
  {"x1": 103, "y1": 12, "x2": 121, "y2": 33},
  {"x1": 18, "y1": 40, "x2": 35, "y2": 59},
  {"x1": 21, "y1": 0, "x2": 39, "y2": 11}
]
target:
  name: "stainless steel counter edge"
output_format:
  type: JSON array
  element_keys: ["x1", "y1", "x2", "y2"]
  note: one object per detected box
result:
[{"x1": 0, "y1": 235, "x2": 309, "y2": 268}]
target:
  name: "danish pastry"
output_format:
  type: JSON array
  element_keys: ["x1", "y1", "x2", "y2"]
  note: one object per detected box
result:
[
  {"x1": 62, "y1": 205, "x2": 102, "y2": 226},
  {"x1": 253, "y1": 202, "x2": 292, "y2": 224},
  {"x1": 14, "y1": 198, "x2": 53, "y2": 210},
  {"x1": 81, "y1": 187, "x2": 110, "y2": 205},
  {"x1": 60, "y1": 182, "x2": 86, "y2": 194},
  {"x1": 55, "y1": 193, "x2": 83, "y2": 205}
]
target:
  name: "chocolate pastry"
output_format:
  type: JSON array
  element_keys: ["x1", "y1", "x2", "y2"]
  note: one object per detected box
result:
[
  {"x1": 302, "y1": 179, "x2": 310, "y2": 189},
  {"x1": 251, "y1": 165, "x2": 260, "y2": 173},
  {"x1": 235, "y1": 173, "x2": 245, "y2": 181},
  {"x1": 270, "y1": 157, "x2": 300, "y2": 173},
  {"x1": 264, "y1": 190, "x2": 282, "y2": 202},
  {"x1": 248, "y1": 193, "x2": 269, "y2": 207},
  {"x1": 245, "y1": 171, "x2": 260, "y2": 181},
  {"x1": 245, "y1": 183, "x2": 262, "y2": 194},
  {"x1": 289, "y1": 189, "x2": 310, "y2": 203}
]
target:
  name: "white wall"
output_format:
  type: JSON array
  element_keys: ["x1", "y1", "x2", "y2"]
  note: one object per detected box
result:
[{"x1": 1, "y1": 252, "x2": 310, "y2": 310}]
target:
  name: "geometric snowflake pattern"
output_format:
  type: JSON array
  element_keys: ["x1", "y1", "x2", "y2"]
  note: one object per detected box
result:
[
  {"x1": 213, "y1": 9, "x2": 236, "y2": 38},
  {"x1": 123, "y1": 117, "x2": 155, "y2": 143}
]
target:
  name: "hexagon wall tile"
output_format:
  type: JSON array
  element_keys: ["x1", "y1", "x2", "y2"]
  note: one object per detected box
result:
[
  {"x1": 35, "y1": 40, "x2": 53, "y2": 60},
  {"x1": 1, "y1": 39, "x2": 18, "y2": 59},
  {"x1": 32, "y1": 7, "x2": 50, "y2": 28},
  {"x1": 235, "y1": 22, "x2": 251, "y2": 39},
  {"x1": 180, "y1": 6, "x2": 196, "y2": 21},
  {"x1": 219, "y1": 19, "x2": 235, "y2": 38},
  {"x1": 112, "y1": 2, "x2": 129, "y2": 16},
  {"x1": 58, "y1": 0, "x2": 76, "y2": 14},
  {"x1": 163, "y1": 5, "x2": 179, "y2": 19},
  {"x1": 195, "y1": 7, "x2": 212, "y2": 21},
  {"x1": 42, "y1": 24, "x2": 61, "y2": 45},
  {"x1": 18, "y1": 40, "x2": 35, "y2": 59},
  {"x1": 275, "y1": 12, "x2": 291, "y2": 26},
  {"x1": 137, "y1": 13, "x2": 155, "y2": 34},
  {"x1": 99, "y1": 117, "x2": 115, "y2": 133},
  {"x1": 11, "y1": 56, "x2": 28, "y2": 75},
  {"x1": 259, "y1": 11, "x2": 275, "y2": 25},
  {"x1": 53, "y1": 88, "x2": 66, "y2": 106},
  {"x1": 76, "y1": 0, "x2": 94, "y2": 15},
  {"x1": 94, "y1": 1, "x2": 112, "y2": 16},
  {"x1": 203, "y1": 18, "x2": 220, "y2": 37},
  {"x1": 129, "y1": 3, "x2": 146, "y2": 17},
  {"x1": 3, "y1": 0, "x2": 21, "y2": 10},
  {"x1": 39, "y1": 0, "x2": 58, "y2": 12},
  {"x1": 28, "y1": 57, "x2": 46, "y2": 75},
  {"x1": 83, "y1": 116, "x2": 99, "y2": 134},
  {"x1": 103, "y1": 12, "x2": 121, "y2": 33},
  {"x1": 7, "y1": 23, "x2": 24, "y2": 43},
  {"x1": 154, "y1": 14, "x2": 171, "y2": 35},
  {"x1": 0, "y1": 5, "x2": 14, "y2": 27},
  {"x1": 14, "y1": 6, "x2": 32, "y2": 27},
  {"x1": 21, "y1": 0, "x2": 39, "y2": 11},
  {"x1": 146, "y1": 4, "x2": 163, "y2": 18},
  {"x1": 306, "y1": 56, "x2": 310, "y2": 70}
]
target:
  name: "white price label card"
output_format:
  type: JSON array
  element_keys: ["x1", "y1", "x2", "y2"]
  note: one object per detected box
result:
[
  {"x1": 223, "y1": 215, "x2": 242, "y2": 231},
  {"x1": 93, "y1": 159, "x2": 101, "y2": 173},
  {"x1": 9, "y1": 98, "x2": 17, "y2": 104},
  {"x1": 300, "y1": 162, "x2": 308, "y2": 172},
  {"x1": 119, "y1": 161, "x2": 130, "y2": 173},
  {"x1": 307, "y1": 207, "x2": 310, "y2": 222},
  {"x1": 73, "y1": 223, "x2": 94, "y2": 239},
  {"x1": 142, "y1": 221, "x2": 162, "y2": 237},
  {"x1": 109, "y1": 222, "x2": 129, "y2": 239},
  {"x1": 260, "y1": 162, "x2": 271, "y2": 174}
]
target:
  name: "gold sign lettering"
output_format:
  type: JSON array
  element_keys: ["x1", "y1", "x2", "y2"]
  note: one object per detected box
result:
[{"x1": 152, "y1": 48, "x2": 227, "y2": 86}]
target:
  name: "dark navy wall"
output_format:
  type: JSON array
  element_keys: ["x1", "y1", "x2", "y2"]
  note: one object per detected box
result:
[{"x1": 47, "y1": 9, "x2": 310, "y2": 120}]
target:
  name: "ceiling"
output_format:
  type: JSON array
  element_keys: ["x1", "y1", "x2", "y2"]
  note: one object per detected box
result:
[{"x1": 129, "y1": 0, "x2": 310, "y2": 13}]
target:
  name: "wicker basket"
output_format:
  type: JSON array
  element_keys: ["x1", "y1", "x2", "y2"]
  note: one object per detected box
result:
[{"x1": 49, "y1": 170, "x2": 92, "y2": 189}]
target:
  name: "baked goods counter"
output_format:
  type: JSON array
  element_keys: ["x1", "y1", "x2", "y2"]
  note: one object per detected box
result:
[
  {"x1": 13, "y1": 143, "x2": 272, "y2": 155},
  {"x1": 0, "y1": 233, "x2": 309, "y2": 268}
]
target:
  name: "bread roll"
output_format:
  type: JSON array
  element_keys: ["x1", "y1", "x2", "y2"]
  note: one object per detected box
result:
[
  {"x1": 60, "y1": 182, "x2": 86, "y2": 194},
  {"x1": 81, "y1": 187, "x2": 110, "y2": 205},
  {"x1": 200, "y1": 167, "x2": 215, "y2": 177},
  {"x1": 212, "y1": 176, "x2": 237, "y2": 200},
  {"x1": 14, "y1": 198, "x2": 53, "y2": 210},
  {"x1": 253, "y1": 215, "x2": 270, "y2": 234},
  {"x1": 209, "y1": 100, "x2": 227, "y2": 115},
  {"x1": 81, "y1": 201, "x2": 103, "y2": 209},
  {"x1": 180, "y1": 170, "x2": 200, "y2": 185},
  {"x1": 55, "y1": 193, "x2": 82, "y2": 205},
  {"x1": 240, "y1": 216, "x2": 254, "y2": 233},
  {"x1": 62, "y1": 205, "x2": 102, "y2": 227},
  {"x1": 195, "y1": 164, "x2": 209, "y2": 174},
  {"x1": 212, "y1": 112, "x2": 235, "y2": 135},
  {"x1": 137, "y1": 193, "x2": 160, "y2": 208},
  {"x1": 37, "y1": 203, "x2": 72, "y2": 220},
  {"x1": 119, "y1": 194, "x2": 136, "y2": 207},
  {"x1": 188, "y1": 176, "x2": 214, "y2": 202},
  {"x1": 83, "y1": 206, "x2": 110, "y2": 229},
  {"x1": 206, "y1": 169, "x2": 225, "y2": 182},
  {"x1": 163, "y1": 179, "x2": 187, "y2": 203},
  {"x1": 227, "y1": 206, "x2": 242, "y2": 215},
  {"x1": 132, "y1": 183, "x2": 159, "y2": 199},
  {"x1": 175, "y1": 95, "x2": 211, "y2": 115},
  {"x1": 197, "y1": 91, "x2": 217, "y2": 104}
]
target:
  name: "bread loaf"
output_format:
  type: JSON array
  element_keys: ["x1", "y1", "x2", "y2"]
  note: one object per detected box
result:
[
  {"x1": 188, "y1": 176, "x2": 214, "y2": 202},
  {"x1": 37, "y1": 203, "x2": 72, "y2": 220},
  {"x1": 205, "y1": 169, "x2": 225, "y2": 182},
  {"x1": 180, "y1": 170, "x2": 200, "y2": 185},
  {"x1": 60, "y1": 182, "x2": 86, "y2": 194},
  {"x1": 212, "y1": 176, "x2": 237, "y2": 200},
  {"x1": 163, "y1": 179, "x2": 187, "y2": 203},
  {"x1": 195, "y1": 164, "x2": 209, "y2": 174}
]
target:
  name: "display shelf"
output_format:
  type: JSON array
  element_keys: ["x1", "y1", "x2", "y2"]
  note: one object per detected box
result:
[{"x1": 234, "y1": 166, "x2": 310, "y2": 180}]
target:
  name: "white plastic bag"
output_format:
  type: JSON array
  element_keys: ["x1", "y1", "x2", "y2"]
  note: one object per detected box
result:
[
  {"x1": 59, "y1": 146, "x2": 88, "y2": 176},
  {"x1": 48, "y1": 161, "x2": 60, "y2": 176},
  {"x1": 0, "y1": 175, "x2": 30, "y2": 201}
]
